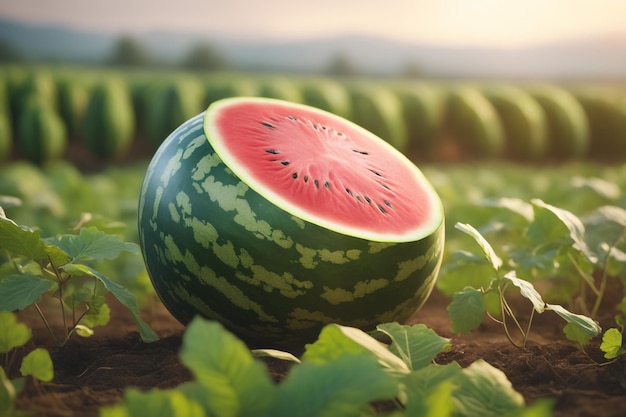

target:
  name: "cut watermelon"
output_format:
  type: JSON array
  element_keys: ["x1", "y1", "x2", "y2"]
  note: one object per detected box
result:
[{"x1": 138, "y1": 97, "x2": 444, "y2": 347}]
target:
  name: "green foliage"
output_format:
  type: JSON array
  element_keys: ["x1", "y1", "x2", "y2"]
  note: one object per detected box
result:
[
  {"x1": 446, "y1": 220, "x2": 602, "y2": 348},
  {"x1": 103, "y1": 317, "x2": 548, "y2": 417},
  {"x1": 0, "y1": 211, "x2": 157, "y2": 346}
]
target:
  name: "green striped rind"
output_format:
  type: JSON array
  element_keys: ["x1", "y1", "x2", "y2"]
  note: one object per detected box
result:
[
  {"x1": 483, "y1": 84, "x2": 548, "y2": 161},
  {"x1": 345, "y1": 83, "x2": 409, "y2": 153},
  {"x1": 83, "y1": 79, "x2": 135, "y2": 160},
  {"x1": 138, "y1": 112, "x2": 444, "y2": 347},
  {"x1": 445, "y1": 86, "x2": 505, "y2": 158},
  {"x1": 526, "y1": 84, "x2": 590, "y2": 159}
]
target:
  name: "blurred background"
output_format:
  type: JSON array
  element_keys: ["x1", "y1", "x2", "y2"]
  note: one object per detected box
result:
[{"x1": 1, "y1": 0, "x2": 626, "y2": 78}]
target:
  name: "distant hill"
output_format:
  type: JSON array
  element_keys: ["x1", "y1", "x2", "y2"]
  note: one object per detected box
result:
[{"x1": 1, "y1": 17, "x2": 626, "y2": 79}]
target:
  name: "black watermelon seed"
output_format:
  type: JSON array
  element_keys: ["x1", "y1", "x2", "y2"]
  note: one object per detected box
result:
[
  {"x1": 292, "y1": 173, "x2": 298, "y2": 179},
  {"x1": 281, "y1": 160, "x2": 290, "y2": 166},
  {"x1": 352, "y1": 149, "x2": 369, "y2": 155},
  {"x1": 345, "y1": 188, "x2": 353, "y2": 196},
  {"x1": 377, "y1": 204, "x2": 387, "y2": 214},
  {"x1": 287, "y1": 115, "x2": 296, "y2": 121},
  {"x1": 364, "y1": 196, "x2": 372, "y2": 204},
  {"x1": 324, "y1": 181, "x2": 331, "y2": 190},
  {"x1": 304, "y1": 176, "x2": 309, "y2": 183},
  {"x1": 356, "y1": 196, "x2": 363, "y2": 203},
  {"x1": 314, "y1": 179, "x2": 319, "y2": 188},
  {"x1": 380, "y1": 182, "x2": 391, "y2": 191},
  {"x1": 265, "y1": 149, "x2": 280, "y2": 155},
  {"x1": 261, "y1": 122, "x2": 276, "y2": 129},
  {"x1": 370, "y1": 169, "x2": 382, "y2": 177},
  {"x1": 384, "y1": 200, "x2": 393, "y2": 208}
]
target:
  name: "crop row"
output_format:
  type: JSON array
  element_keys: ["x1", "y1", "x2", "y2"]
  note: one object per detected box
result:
[{"x1": 1, "y1": 65, "x2": 626, "y2": 165}]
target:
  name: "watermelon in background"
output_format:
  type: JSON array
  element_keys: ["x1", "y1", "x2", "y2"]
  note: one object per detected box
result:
[
  {"x1": 444, "y1": 85, "x2": 505, "y2": 159},
  {"x1": 345, "y1": 82, "x2": 408, "y2": 153},
  {"x1": 527, "y1": 84, "x2": 590, "y2": 160},
  {"x1": 138, "y1": 97, "x2": 444, "y2": 347},
  {"x1": 483, "y1": 84, "x2": 548, "y2": 161},
  {"x1": 145, "y1": 78, "x2": 205, "y2": 148},
  {"x1": 83, "y1": 79, "x2": 135, "y2": 160}
]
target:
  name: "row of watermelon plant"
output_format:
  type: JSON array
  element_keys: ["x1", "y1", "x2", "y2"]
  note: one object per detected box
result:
[{"x1": 1, "y1": 65, "x2": 626, "y2": 166}]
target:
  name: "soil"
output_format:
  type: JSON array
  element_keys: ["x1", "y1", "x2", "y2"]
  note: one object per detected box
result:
[{"x1": 7, "y1": 287, "x2": 625, "y2": 417}]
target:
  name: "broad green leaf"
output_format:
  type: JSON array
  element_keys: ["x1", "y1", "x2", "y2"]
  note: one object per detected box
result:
[
  {"x1": 529, "y1": 200, "x2": 597, "y2": 263},
  {"x1": 48, "y1": 227, "x2": 139, "y2": 263},
  {"x1": 402, "y1": 362, "x2": 462, "y2": 415},
  {"x1": 108, "y1": 388, "x2": 204, "y2": 417},
  {"x1": 0, "y1": 312, "x2": 32, "y2": 353},
  {"x1": 81, "y1": 302, "x2": 111, "y2": 329},
  {"x1": 570, "y1": 176, "x2": 620, "y2": 200},
  {"x1": 303, "y1": 324, "x2": 409, "y2": 374},
  {"x1": 546, "y1": 303, "x2": 601, "y2": 345},
  {"x1": 449, "y1": 288, "x2": 484, "y2": 334},
  {"x1": 20, "y1": 348, "x2": 54, "y2": 382},
  {"x1": 252, "y1": 349, "x2": 301, "y2": 363},
  {"x1": 455, "y1": 223, "x2": 502, "y2": 271},
  {"x1": 501, "y1": 399, "x2": 555, "y2": 417},
  {"x1": 0, "y1": 215, "x2": 70, "y2": 266},
  {"x1": 180, "y1": 317, "x2": 275, "y2": 417},
  {"x1": 376, "y1": 322, "x2": 451, "y2": 370},
  {"x1": 0, "y1": 274, "x2": 57, "y2": 312},
  {"x1": 62, "y1": 264, "x2": 158, "y2": 343},
  {"x1": 480, "y1": 197, "x2": 534, "y2": 222},
  {"x1": 600, "y1": 328, "x2": 626, "y2": 359},
  {"x1": 267, "y1": 353, "x2": 398, "y2": 417},
  {"x1": 454, "y1": 359, "x2": 525, "y2": 417},
  {"x1": 502, "y1": 272, "x2": 545, "y2": 313},
  {"x1": 0, "y1": 366, "x2": 17, "y2": 417}
]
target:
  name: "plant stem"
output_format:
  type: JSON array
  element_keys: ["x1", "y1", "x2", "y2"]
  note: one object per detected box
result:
[
  {"x1": 34, "y1": 302, "x2": 62, "y2": 346},
  {"x1": 48, "y1": 257, "x2": 69, "y2": 340}
]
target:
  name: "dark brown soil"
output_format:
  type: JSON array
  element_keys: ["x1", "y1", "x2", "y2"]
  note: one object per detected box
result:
[{"x1": 9, "y1": 289, "x2": 626, "y2": 417}]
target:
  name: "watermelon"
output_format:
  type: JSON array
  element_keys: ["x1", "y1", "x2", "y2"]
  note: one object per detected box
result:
[
  {"x1": 138, "y1": 97, "x2": 444, "y2": 347},
  {"x1": 483, "y1": 85, "x2": 548, "y2": 161},
  {"x1": 82, "y1": 79, "x2": 135, "y2": 160},
  {"x1": 445, "y1": 86, "x2": 505, "y2": 158}
]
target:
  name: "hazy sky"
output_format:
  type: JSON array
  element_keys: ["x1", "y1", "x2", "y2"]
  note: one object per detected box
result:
[{"x1": 2, "y1": 0, "x2": 625, "y2": 47}]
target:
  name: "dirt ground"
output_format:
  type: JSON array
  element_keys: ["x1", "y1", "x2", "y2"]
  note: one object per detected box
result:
[{"x1": 8, "y1": 287, "x2": 626, "y2": 417}]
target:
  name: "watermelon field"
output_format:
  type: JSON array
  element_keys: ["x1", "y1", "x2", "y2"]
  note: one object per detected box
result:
[{"x1": 1, "y1": 64, "x2": 626, "y2": 417}]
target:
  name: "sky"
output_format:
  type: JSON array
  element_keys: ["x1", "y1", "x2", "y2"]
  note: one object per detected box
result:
[{"x1": 2, "y1": 0, "x2": 626, "y2": 48}]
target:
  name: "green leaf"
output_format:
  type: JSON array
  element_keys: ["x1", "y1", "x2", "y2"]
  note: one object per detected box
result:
[
  {"x1": 600, "y1": 328, "x2": 626, "y2": 359},
  {"x1": 501, "y1": 399, "x2": 555, "y2": 417},
  {"x1": 20, "y1": 348, "x2": 54, "y2": 382},
  {"x1": 529, "y1": 200, "x2": 597, "y2": 263},
  {"x1": 546, "y1": 303, "x2": 601, "y2": 345},
  {"x1": 81, "y1": 302, "x2": 111, "y2": 329},
  {"x1": 449, "y1": 288, "x2": 485, "y2": 334},
  {"x1": 48, "y1": 227, "x2": 139, "y2": 264},
  {"x1": 267, "y1": 353, "x2": 399, "y2": 417},
  {"x1": 106, "y1": 388, "x2": 205, "y2": 417},
  {"x1": 0, "y1": 215, "x2": 70, "y2": 266},
  {"x1": 455, "y1": 223, "x2": 503, "y2": 271},
  {"x1": 303, "y1": 324, "x2": 409, "y2": 374},
  {"x1": 375, "y1": 322, "x2": 451, "y2": 370},
  {"x1": 61, "y1": 264, "x2": 158, "y2": 343},
  {"x1": 0, "y1": 312, "x2": 32, "y2": 354},
  {"x1": 402, "y1": 362, "x2": 462, "y2": 415},
  {"x1": 179, "y1": 317, "x2": 275, "y2": 417},
  {"x1": 480, "y1": 197, "x2": 534, "y2": 222},
  {"x1": 502, "y1": 272, "x2": 545, "y2": 313},
  {"x1": 454, "y1": 359, "x2": 525, "y2": 417},
  {"x1": 0, "y1": 274, "x2": 57, "y2": 312},
  {"x1": 0, "y1": 366, "x2": 17, "y2": 417}
]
